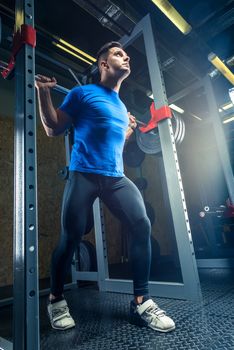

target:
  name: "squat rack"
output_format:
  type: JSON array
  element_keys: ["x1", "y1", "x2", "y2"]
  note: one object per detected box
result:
[
  {"x1": 1, "y1": 0, "x2": 38, "y2": 349},
  {"x1": 1, "y1": 2, "x2": 234, "y2": 350},
  {"x1": 70, "y1": 14, "x2": 202, "y2": 302}
]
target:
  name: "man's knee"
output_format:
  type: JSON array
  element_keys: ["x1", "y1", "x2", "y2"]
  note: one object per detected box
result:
[
  {"x1": 63, "y1": 218, "x2": 87, "y2": 242},
  {"x1": 130, "y1": 216, "x2": 151, "y2": 240}
]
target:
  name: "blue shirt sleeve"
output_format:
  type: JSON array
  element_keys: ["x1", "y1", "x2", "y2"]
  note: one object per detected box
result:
[{"x1": 59, "y1": 86, "x2": 83, "y2": 120}]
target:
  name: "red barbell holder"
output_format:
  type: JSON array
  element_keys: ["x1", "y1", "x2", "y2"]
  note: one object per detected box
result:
[
  {"x1": 1, "y1": 24, "x2": 36, "y2": 79},
  {"x1": 139, "y1": 102, "x2": 172, "y2": 133}
]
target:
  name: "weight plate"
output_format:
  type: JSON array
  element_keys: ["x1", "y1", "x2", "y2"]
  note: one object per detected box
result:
[
  {"x1": 173, "y1": 112, "x2": 181, "y2": 142},
  {"x1": 173, "y1": 112, "x2": 185, "y2": 145},
  {"x1": 136, "y1": 128, "x2": 162, "y2": 154},
  {"x1": 136, "y1": 111, "x2": 185, "y2": 154},
  {"x1": 78, "y1": 240, "x2": 97, "y2": 271},
  {"x1": 178, "y1": 117, "x2": 185, "y2": 144}
]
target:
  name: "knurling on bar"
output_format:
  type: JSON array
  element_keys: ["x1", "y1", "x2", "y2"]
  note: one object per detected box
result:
[
  {"x1": 1, "y1": 24, "x2": 36, "y2": 79},
  {"x1": 139, "y1": 102, "x2": 172, "y2": 133}
]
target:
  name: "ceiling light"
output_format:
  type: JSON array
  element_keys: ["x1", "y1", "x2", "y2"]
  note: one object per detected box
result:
[
  {"x1": 223, "y1": 116, "x2": 234, "y2": 124},
  {"x1": 169, "y1": 104, "x2": 184, "y2": 114},
  {"x1": 221, "y1": 102, "x2": 234, "y2": 110},
  {"x1": 189, "y1": 113, "x2": 202, "y2": 121},
  {"x1": 52, "y1": 42, "x2": 93, "y2": 65},
  {"x1": 52, "y1": 36, "x2": 96, "y2": 64},
  {"x1": 208, "y1": 53, "x2": 234, "y2": 85},
  {"x1": 56, "y1": 38, "x2": 96, "y2": 63},
  {"x1": 226, "y1": 56, "x2": 234, "y2": 67},
  {"x1": 151, "y1": 0, "x2": 192, "y2": 34},
  {"x1": 148, "y1": 96, "x2": 185, "y2": 114},
  {"x1": 218, "y1": 108, "x2": 223, "y2": 113}
]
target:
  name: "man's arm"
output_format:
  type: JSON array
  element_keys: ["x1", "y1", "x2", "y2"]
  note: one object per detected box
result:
[
  {"x1": 125, "y1": 112, "x2": 137, "y2": 140},
  {"x1": 35, "y1": 75, "x2": 72, "y2": 137}
]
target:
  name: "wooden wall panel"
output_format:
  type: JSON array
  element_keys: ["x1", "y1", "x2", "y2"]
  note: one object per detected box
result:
[
  {"x1": 0, "y1": 117, "x2": 14, "y2": 287},
  {"x1": 0, "y1": 117, "x2": 66, "y2": 286}
]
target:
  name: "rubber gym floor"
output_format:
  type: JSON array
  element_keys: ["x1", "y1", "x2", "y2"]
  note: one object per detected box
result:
[{"x1": 0, "y1": 269, "x2": 234, "y2": 350}]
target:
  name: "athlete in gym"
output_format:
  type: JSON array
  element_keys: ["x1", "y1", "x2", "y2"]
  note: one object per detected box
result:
[{"x1": 35, "y1": 41, "x2": 175, "y2": 332}]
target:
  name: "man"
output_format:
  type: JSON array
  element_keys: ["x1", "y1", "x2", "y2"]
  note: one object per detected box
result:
[{"x1": 35, "y1": 41, "x2": 175, "y2": 333}]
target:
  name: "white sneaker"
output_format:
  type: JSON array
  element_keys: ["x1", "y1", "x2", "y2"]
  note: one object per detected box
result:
[
  {"x1": 130, "y1": 298, "x2": 175, "y2": 332},
  {"x1": 47, "y1": 299, "x2": 75, "y2": 330}
]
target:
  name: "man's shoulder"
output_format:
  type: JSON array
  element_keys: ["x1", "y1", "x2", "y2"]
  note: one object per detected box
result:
[
  {"x1": 70, "y1": 83, "x2": 99, "y2": 95},
  {"x1": 79, "y1": 83, "x2": 100, "y2": 92}
]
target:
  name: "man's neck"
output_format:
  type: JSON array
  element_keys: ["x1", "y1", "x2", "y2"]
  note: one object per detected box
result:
[{"x1": 99, "y1": 76, "x2": 123, "y2": 93}]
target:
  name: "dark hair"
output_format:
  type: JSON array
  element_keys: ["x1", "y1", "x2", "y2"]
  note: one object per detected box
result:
[{"x1": 96, "y1": 41, "x2": 123, "y2": 62}]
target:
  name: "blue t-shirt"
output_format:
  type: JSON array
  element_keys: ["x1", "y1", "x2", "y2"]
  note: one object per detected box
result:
[{"x1": 59, "y1": 84, "x2": 129, "y2": 176}]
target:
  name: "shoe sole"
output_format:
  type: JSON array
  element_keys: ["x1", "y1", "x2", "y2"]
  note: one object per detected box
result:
[
  {"x1": 50, "y1": 322, "x2": 75, "y2": 330},
  {"x1": 130, "y1": 315, "x2": 175, "y2": 333},
  {"x1": 148, "y1": 324, "x2": 175, "y2": 333}
]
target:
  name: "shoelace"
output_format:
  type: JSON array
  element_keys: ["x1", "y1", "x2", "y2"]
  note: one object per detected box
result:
[
  {"x1": 146, "y1": 304, "x2": 165, "y2": 317},
  {"x1": 52, "y1": 306, "x2": 69, "y2": 318}
]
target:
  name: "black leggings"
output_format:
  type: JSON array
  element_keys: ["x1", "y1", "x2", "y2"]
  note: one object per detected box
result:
[{"x1": 51, "y1": 171, "x2": 152, "y2": 297}]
